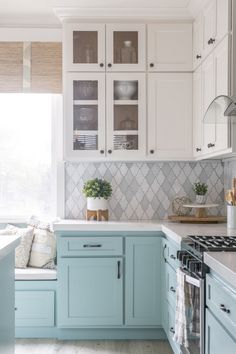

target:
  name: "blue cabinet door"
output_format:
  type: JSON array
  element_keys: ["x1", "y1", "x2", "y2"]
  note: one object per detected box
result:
[
  {"x1": 205, "y1": 309, "x2": 236, "y2": 354},
  {"x1": 125, "y1": 237, "x2": 161, "y2": 326},
  {"x1": 58, "y1": 257, "x2": 123, "y2": 327}
]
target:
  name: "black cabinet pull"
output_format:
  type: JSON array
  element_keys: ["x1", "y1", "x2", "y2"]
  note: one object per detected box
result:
[
  {"x1": 196, "y1": 147, "x2": 201, "y2": 152},
  {"x1": 170, "y1": 327, "x2": 175, "y2": 334},
  {"x1": 108, "y1": 63, "x2": 112, "y2": 68},
  {"x1": 170, "y1": 286, "x2": 176, "y2": 293},
  {"x1": 196, "y1": 54, "x2": 202, "y2": 59},
  {"x1": 220, "y1": 304, "x2": 230, "y2": 313},
  {"x1": 99, "y1": 63, "x2": 104, "y2": 67},
  {"x1": 117, "y1": 261, "x2": 121, "y2": 279},
  {"x1": 100, "y1": 149, "x2": 104, "y2": 154},
  {"x1": 15, "y1": 307, "x2": 17, "y2": 311},
  {"x1": 150, "y1": 63, "x2": 154, "y2": 67},
  {"x1": 83, "y1": 244, "x2": 102, "y2": 248},
  {"x1": 170, "y1": 254, "x2": 176, "y2": 260},
  {"x1": 150, "y1": 149, "x2": 154, "y2": 154},
  {"x1": 162, "y1": 244, "x2": 167, "y2": 263},
  {"x1": 108, "y1": 149, "x2": 112, "y2": 154}
]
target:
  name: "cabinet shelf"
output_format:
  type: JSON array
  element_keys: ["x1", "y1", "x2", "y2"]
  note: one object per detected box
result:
[
  {"x1": 114, "y1": 130, "x2": 138, "y2": 135},
  {"x1": 73, "y1": 100, "x2": 98, "y2": 105},
  {"x1": 114, "y1": 100, "x2": 138, "y2": 105},
  {"x1": 74, "y1": 130, "x2": 98, "y2": 135}
]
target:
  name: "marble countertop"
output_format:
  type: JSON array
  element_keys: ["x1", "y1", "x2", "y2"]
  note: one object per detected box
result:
[
  {"x1": 0, "y1": 235, "x2": 21, "y2": 261},
  {"x1": 204, "y1": 252, "x2": 236, "y2": 289}
]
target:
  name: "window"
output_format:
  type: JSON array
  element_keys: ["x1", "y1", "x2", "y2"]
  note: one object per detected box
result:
[{"x1": 0, "y1": 93, "x2": 62, "y2": 219}]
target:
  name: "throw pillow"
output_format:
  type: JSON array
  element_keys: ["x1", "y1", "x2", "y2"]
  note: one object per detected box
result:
[{"x1": 28, "y1": 228, "x2": 56, "y2": 269}]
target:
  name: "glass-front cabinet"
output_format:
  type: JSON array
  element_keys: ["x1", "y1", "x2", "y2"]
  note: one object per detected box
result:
[
  {"x1": 64, "y1": 23, "x2": 146, "y2": 72},
  {"x1": 64, "y1": 23, "x2": 106, "y2": 71},
  {"x1": 106, "y1": 73, "x2": 146, "y2": 159},
  {"x1": 65, "y1": 73, "x2": 106, "y2": 159},
  {"x1": 106, "y1": 24, "x2": 146, "y2": 71}
]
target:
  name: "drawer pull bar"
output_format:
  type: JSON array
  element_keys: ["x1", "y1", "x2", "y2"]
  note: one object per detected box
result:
[
  {"x1": 170, "y1": 286, "x2": 176, "y2": 293},
  {"x1": 220, "y1": 304, "x2": 230, "y2": 314},
  {"x1": 83, "y1": 244, "x2": 102, "y2": 248},
  {"x1": 170, "y1": 327, "x2": 175, "y2": 334},
  {"x1": 117, "y1": 261, "x2": 121, "y2": 279},
  {"x1": 170, "y1": 254, "x2": 176, "y2": 260}
]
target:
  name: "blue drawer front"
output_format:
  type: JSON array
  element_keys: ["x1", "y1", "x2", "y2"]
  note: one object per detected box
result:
[{"x1": 15, "y1": 291, "x2": 55, "y2": 327}]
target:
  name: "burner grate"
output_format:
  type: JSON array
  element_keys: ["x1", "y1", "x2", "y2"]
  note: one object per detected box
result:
[{"x1": 187, "y1": 235, "x2": 236, "y2": 251}]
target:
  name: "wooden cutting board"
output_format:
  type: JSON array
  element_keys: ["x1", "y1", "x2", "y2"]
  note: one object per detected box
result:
[{"x1": 168, "y1": 215, "x2": 226, "y2": 223}]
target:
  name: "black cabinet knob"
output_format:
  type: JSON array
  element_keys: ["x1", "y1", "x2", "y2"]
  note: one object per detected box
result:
[
  {"x1": 108, "y1": 63, "x2": 112, "y2": 68},
  {"x1": 150, "y1": 149, "x2": 154, "y2": 154},
  {"x1": 220, "y1": 304, "x2": 230, "y2": 313},
  {"x1": 207, "y1": 143, "x2": 215, "y2": 148},
  {"x1": 170, "y1": 327, "x2": 175, "y2": 334},
  {"x1": 150, "y1": 63, "x2": 154, "y2": 68},
  {"x1": 99, "y1": 63, "x2": 104, "y2": 67},
  {"x1": 170, "y1": 254, "x2": 176, "y2": 260},
  {"x1": 108, "y1": 149, "x2": 112, "y2": 154},
  {"x1": 208, "y1": 38, "x2": 215, "y2": 45},
  {"x1": 196, "y1": 54, "x2": 202, "y2": 59},
  {"x1": 196, "y1": 147, "x2": 201, "y2": 152},
  {"x1": 170, "y1": 286, "x2": 176, "y2": 293},
  {"x1": 100, "y1": 149, "x2": 104, "y2": 154}
]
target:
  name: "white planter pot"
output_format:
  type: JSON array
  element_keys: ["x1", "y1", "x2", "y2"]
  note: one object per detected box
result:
[
  {"x1": 87, "y1": 197, "x2": 108, "y2": 211},
  {"x1": 227, "y1": 205, "x2": 236, "y2": 229},
  {"x1": 196, "y1": 195, "x2": 207, "y2": 204}
]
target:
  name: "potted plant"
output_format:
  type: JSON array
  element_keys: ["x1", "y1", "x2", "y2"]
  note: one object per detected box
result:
[
  {"x1": 193, "y1": 182, "x2": 208, "y2": 204},
  {"x1": 82, "y1": 178, "x2": 112, "y2": 211}
]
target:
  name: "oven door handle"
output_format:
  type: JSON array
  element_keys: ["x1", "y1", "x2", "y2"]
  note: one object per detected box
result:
[{"x1": 185, "y1": 274, "x2": 201, "y2": 288}]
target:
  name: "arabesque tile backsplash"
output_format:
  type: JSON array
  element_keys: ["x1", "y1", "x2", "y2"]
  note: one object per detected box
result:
[{"x1": 65, "y1": 161, "x2": 224, "y2": 220}]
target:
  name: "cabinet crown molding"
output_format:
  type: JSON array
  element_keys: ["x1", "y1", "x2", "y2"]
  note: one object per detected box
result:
[{"x1": 54, "y1": 7, "x2": 194, "y2": 22}]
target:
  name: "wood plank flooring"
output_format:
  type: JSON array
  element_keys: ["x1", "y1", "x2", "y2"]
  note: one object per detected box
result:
[{"x1": 15, "y1": 339, "x2": 173, "y2": 354}]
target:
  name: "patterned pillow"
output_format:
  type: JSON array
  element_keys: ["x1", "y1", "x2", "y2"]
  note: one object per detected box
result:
[
  {"x1": 2, "y1": 225, "x2": 34, "y2": 268},
  {"x1": 28, "y1": 228, "x2": 56, "y2": 269}
]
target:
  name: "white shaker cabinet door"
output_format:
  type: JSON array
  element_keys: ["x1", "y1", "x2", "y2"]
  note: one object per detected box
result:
[
  {"x1": 148, "y1": 73, "x2": 192, "y2": 160},
  {"x1": 193, "y1": 13, "x2": 203, "y2": 70},
  {"x1": 202, "y1": 0, "x2": 217, "y2": 58},
  {"x1": 193, "y1": 66, "x2": 203, "y2": 158},
  {"x1": 148, "y1": 23, "x2": 192, "y2": 72}
]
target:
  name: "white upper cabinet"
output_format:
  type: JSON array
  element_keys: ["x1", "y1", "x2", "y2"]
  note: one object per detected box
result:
[
  {"x1": 64, "y1": 23, "x2": 146, "y2": 72},
  {"x1": 202, "y1": 0, "x2": 231, "y2": 59},
  {"x1": 193, "y1": 13, "x2": 203, "y2": 70},
  {"x1": 148, "y1": 73, "x2": 192, "y2": 160},
  {"x1": 106, "y1": 24, "x2": 146, "y2": 72},
  {"x1": 106, "y1": 73, "x2": 146, "y2": 159},
  {"x1": 148, "y1": 23, "x2": 192, "y2": 72},
  {"x1": 193, "y1": 66, "x2": 203, "y2": 157},
  {"x1": 64, "y1": 23, "x2": 106, "y2": 72}
]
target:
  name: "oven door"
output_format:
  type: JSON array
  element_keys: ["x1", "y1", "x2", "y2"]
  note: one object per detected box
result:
[{"x1": 181, "y1": 273, "x2": 205, "y2": 354}]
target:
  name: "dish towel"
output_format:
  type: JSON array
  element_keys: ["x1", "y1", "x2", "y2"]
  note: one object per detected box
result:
[
  {"x1": 173, "y1": 268, "x2": 189, "y2": 348},
  {"x1": 190, "y1": 286, "x2": 200, "y2": 336}
]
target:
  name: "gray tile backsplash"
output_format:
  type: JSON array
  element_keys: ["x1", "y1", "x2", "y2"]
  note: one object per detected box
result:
[{"x1": 65, "y1": 161, "x2": 224, "y2": 220}]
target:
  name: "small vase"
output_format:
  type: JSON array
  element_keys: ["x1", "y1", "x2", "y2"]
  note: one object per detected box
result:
[
  {"x1": 196, "y1": 195, "x2": 207, "y2": 204},
  {"x1": 87, "y1": 197, "x2": 108, "y2": 211}
]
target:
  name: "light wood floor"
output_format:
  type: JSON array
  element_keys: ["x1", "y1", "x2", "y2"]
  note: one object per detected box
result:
[{"x1": 15, "y1": 339, "x2": 173, "y2": 354}]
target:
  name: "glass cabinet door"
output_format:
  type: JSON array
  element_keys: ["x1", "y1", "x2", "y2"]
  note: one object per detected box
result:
[
  {"x1": 106, "y1": 73, "x2": 146, "y2": 159},
  {"x1": 64, "y1": 23, "x2": 105, "y2": 71},
  {"x1": 106, "y1": 24, "x2": 146, "y2": 72},
  {"x1": 65, "y1": 73, "x2": 105, "y2": 159}
]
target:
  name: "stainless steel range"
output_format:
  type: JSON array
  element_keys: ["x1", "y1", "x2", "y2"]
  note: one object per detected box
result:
[{"x1": 178, "y1": 235, "x2": 236, "y2": 354}]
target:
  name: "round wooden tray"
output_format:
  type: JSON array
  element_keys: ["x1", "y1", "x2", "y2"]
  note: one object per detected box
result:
[{"x1": 183, "y1": 203, "x2": 219, "y2": 218}]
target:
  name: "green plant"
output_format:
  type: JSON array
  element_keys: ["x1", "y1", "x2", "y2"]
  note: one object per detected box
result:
[
  {"x1": 82, "y1": 178, "x2": 112, "y2": 199},
  {"x1": 193, "y1": 182, "x2": 208, "y2": 195}
]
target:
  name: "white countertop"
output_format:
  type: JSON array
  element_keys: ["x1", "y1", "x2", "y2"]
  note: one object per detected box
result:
[
  {"x1": 0, "y1": 235, "x2": 21, "y2": 261},
  {"x1": 204, "y1": 252, "x2": 236, "y2": 289},
  {"x1": 53, "y1": 219, "x2": 235, "y2": 244}
]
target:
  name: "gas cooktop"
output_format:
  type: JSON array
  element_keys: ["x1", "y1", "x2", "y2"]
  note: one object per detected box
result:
[{"x1": 181, "y1": 235, "x2": 236, "y2": 261}]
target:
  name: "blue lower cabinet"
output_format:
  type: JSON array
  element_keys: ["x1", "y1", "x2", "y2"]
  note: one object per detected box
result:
[
  {"x1": 125, "y1": 237, "x2": 161, "y2": 326},
  {"x1": 205, "y1": 308, "x2": 236, "y2": 354},
  {"x1": 15, "y1": 291, "x2": 55, "y2": 327},
  {"x1": 58, "y1": 257, "x2": 123, "y2": 327}
]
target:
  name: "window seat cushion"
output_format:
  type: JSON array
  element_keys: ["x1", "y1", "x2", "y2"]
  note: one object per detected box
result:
[{"x1": 15, "y1": 267, "x2": 57, "y2": 280}]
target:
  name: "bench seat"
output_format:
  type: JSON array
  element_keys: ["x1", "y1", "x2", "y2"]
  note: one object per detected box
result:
[{"x1": 15, "y1": 267, "x2": 57, "y2": 280}]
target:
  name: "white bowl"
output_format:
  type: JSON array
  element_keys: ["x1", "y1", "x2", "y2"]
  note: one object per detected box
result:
[{"x1": 114, "y1": 81, "x2": 137, "y2": 100}]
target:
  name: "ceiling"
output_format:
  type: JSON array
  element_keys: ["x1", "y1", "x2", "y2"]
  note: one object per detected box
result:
[{"x1": 0, "y1": 0, "x2": 206, "y2": 27}]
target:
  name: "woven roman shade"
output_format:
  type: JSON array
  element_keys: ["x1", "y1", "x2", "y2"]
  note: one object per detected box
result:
[
  {"x1": 31, "y1": 42, "x2": 62, "y2": 93},
  {"x1": 0, "y1": 41, "x2": 62, "y2": 93},
  {"x1": 0, "y1": 42, "x2": 23, "y2": 92}
]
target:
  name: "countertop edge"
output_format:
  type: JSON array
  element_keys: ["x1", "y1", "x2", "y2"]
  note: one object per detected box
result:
[{"x1": 0, "y1": 235, "x2": 21, "y2": 261}]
